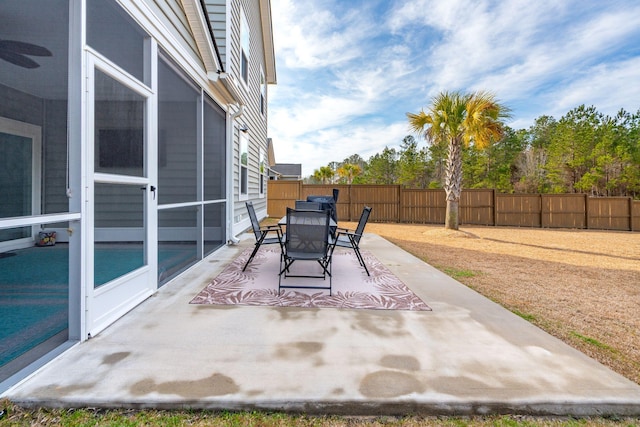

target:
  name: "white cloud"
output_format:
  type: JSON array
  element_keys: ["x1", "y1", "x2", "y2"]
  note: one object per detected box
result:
[
  {"x1": 272, "y1": 122, "x2": 411, "y2": 177},
  {"x1": 268, "y1": 0, "x2": 640, "y2": 177},
  {"x1": 269, "y1": 93, "x2": 378, "y2": 139},
  {"x1": 272, "y1": 0, "x2": 377, "y2": 69},
  {"x1": 550, "y1": 57, "x2": 640, "y2": 116}
]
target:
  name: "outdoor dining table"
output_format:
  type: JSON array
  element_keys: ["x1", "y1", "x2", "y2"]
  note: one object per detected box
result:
[
  {"x1": 278, "y1": 213, "x2": 338, "y2": 249},
  {"x1": 278, "y1": 215, "x2": 337, "y2": 227}
]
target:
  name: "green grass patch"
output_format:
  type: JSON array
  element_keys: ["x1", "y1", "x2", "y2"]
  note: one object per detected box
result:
[
  {"x1": 2, "y1": 407, "x2": 640, "y2": 427},
  {"x1": 511, "y1": 309, "x2": 537, "y2": 322},
  {"x1": 443, "y1": 267, "x2": 477, "y2": 279},
  {"x1": 2, "y1": 402, "x2": 640, "y2": 427},
  {"x1": 570, "y1": 332, "x2": 615, "y2": 352}
]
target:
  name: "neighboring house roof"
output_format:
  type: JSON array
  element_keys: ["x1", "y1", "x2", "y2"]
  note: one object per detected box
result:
[{"x1": 272, "y1": 163, "x2": 302, "y2": 178}]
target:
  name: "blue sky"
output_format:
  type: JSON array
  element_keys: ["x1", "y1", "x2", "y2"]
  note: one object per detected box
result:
[{"x1": 267, "y1": 0, "x2": 640, "y2": 177}]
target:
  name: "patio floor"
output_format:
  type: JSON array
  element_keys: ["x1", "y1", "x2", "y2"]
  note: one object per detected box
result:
[{"x1": 3, "y1": 233, "x2": 640, "y2": 416}]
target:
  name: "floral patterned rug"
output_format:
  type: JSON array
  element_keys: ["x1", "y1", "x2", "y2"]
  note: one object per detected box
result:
[{"x1": 190, "y1": 247, "x2": 431, "y2": 311}]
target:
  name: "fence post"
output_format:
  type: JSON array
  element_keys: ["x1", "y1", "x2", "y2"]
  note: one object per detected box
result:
[
  {"x1": 348, "y1": 184, "x2": 353, "y2": 221},
  {"x1": 492, "y1": 190, "x2": 496, "y2": 227},
  {"x1": 397, "y1": 185, "x2": 401, "y2": 223},
  {"x1": 584, "y1": 194, "x2": 589, "y2": 230},
  {"x1": 492, "y1": 189, "x2": 497, "y2": 227},
  {"x1": 539, "y1": 194, "x2": 543, "y2": 229},
  {"x1": 630, "y1": 197, "x2": 634, "y2": 232}
]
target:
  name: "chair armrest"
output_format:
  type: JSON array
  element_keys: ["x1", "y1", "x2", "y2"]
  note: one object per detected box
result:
[
  {"x1": 336, "y1": 230, "x2": 361, "y2": 247},
  {"x1": 260, "y1": 224, "x2": 283, "y2": 237},
  {"x1": 260, "y1": 225, "x2": 281, "y2": 231},
  {"x1": 337, "y1": 230, "x2": 357, "y2": 238},
  {"x1": 336, "y1": 226, "x2": 351, "y2": 233}
]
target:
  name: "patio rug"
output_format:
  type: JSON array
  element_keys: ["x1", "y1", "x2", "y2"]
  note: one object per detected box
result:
[{"x1": 190, "y1": 247, "x2": 431, "y2": 311}]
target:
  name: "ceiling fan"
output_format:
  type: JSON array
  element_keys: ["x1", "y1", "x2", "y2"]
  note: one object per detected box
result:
[{"x1": 0, "y1": 39, "x2": 52, "y2": 69}]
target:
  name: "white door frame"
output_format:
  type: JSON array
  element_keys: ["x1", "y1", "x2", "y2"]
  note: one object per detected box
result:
[
  {"x1": 0, "y1": 117, "x2": 42, "y2": 252},
  {"x1": 85, "y1": 51, "x2": 158, "y2": 336}
]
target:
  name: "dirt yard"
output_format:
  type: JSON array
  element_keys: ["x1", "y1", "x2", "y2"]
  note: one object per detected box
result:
[{"x1": 341, "y1": 221, "x2": 640, "y2": 385}]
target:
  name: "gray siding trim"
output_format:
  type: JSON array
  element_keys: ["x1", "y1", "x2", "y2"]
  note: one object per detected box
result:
[
  {"x1": 146, "y1": 0, "x2": 274, "y2": 232},
  {"x1": 204, "y1": 0, "x2": 228, "y2": 69},
  {"x1": 180, "y1": 0, "x2": 222, "y2": 73},
  {"x1": 143, "y1": 0, "x2": 203, "y2": 67},
  {"x1": 229, "y1": 0, "x2": 271, "y2": 227}
]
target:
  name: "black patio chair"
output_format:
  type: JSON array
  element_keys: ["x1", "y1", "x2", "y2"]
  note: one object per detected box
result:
[
  {"x1": 333, "y1": 206, "x2": 372, "y2": 276},
  {"x1": 278, "y1": 208, "x2": 333, "y2": 295},
  {"x1": 294, "y1": 200, "x2": 322, "y2": 210},
  {"x1": 243, "y1": 201, "x2": 283, "y2": 271},
  {"x1": 306, "y1": 195, "x2": 338, "y2": 238}
]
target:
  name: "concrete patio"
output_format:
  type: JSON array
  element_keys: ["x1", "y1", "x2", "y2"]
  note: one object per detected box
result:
[{"x1": 4, "y1": 233, "x2": 640, "y2": 416}]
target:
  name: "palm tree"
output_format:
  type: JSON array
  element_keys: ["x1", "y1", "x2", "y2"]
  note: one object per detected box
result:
[
  {"x1": 337, "y1": 163, "x2": 362, "y2": 184},
  {"x1": 407, "y1": 90, "x2": 510, "y2": 229},
  {"x1": 313, "y1": 165, "x2": 335, "y2": 184}
]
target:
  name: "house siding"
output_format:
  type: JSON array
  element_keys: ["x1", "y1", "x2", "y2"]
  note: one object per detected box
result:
[
  {"x1": 204, "y1": 1, "x2": 227, "y2": 68},
  {"x1": 141, "y1": 0, "x2": 203, "y2": 67},
  {"x1": 239, "y1": 0, "x2": 270, "y2": 222},
  {"x1": 138, "y1": 0, "x2": 273, "y2": 231}
]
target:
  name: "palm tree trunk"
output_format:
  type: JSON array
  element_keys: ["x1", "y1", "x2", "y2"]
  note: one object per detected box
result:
[
  {"x1": 443, "y1": 137, "x2": 463, "y2": 230},
  {"x1": 445, "y1": 199, "x2": 459, "y2": 230}
]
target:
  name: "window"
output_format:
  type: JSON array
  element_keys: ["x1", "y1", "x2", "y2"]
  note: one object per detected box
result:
[
  {"x1": 203, "y1": 96, "x2": 226, "y2": 201},
  {"x1": 0, "y1": 119, "x2": 42, "y2": 248},
  {"x1": 259, "y1": 148, "x2": 266, "y2": 197},
  {"x1": 157, "y1": 55, "x2": 199, "y2": 204},
  {"x1": 240, "y1": 9, "x2": 250, "y2": 84},
  {"x1": 239, "y1": 132, "x2": 249, "y2": 199},
  {"x1": 87, "y1": 0, "x2": 149, "y2": 84},
  {"x1": 156, "y1": 53, "x2": 227, "y2": 283},
  {"x1": 260, "y1": 68, "x2": 266, "y2": 115}
]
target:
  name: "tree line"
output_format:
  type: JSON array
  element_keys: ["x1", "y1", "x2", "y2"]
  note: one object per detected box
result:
[{"x1": 308, "y1": 104, "x2": 640, "y2": 199}]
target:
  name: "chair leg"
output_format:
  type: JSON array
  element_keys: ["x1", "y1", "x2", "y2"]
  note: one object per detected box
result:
[
  {"x1": 328, "y1": 256, "x2": 332, "y2": 295},
  {"x1": 352, "y1": 251, "x2": 365, "y2": 267},
  {"x1": 243, "y1": 231, "x2": 269, "y2": 272},
  {"x1": 242, "y1": 243, "x2": 261, "y2": 271},
  {"x1": 345, "y1": 235, "x2": 369, "y2": 276},
  {"x1": 278, "y1": 255, "x2": 287, "y2": 294},
  {"x1": 353, "y1": 247, "x2": 370, "y2": 276},
  {"x1": 346, "y1": 235, "x2": 365, "y2": 267},
  {"x1": 279, "y1": 258, "x2": 294, "y2": 276},
  {"x1": 317, "y1": 259, "x2": 331, "y2": 277}
]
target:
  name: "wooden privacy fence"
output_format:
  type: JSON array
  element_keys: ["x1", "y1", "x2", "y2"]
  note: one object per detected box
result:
[{"x1": 267, "y1": 181, "x2": 640, "y2": 232}]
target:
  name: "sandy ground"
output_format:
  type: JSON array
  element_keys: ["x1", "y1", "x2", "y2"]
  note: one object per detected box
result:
[{"x1": 338, "y1": 222, "x2": 640, "y2": 385}]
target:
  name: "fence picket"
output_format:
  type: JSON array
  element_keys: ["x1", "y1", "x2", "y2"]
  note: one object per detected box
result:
[{"x1": 267, "y1": 182, "x2": 639, "y2": 232}]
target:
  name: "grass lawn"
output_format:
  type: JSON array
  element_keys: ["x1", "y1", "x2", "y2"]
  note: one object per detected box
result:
[{"x1": 1, "y1": 402, "x2": 639, "y2": 426}]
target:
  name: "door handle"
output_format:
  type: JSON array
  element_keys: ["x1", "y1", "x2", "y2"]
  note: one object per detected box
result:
[{"x1": 140, "y1": 185, "x2": 157, "y2": 200}]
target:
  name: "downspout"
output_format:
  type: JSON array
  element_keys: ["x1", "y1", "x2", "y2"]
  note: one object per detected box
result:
[{"x1": 226, "y1": 104, "x2": 244, "y2": 244}]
